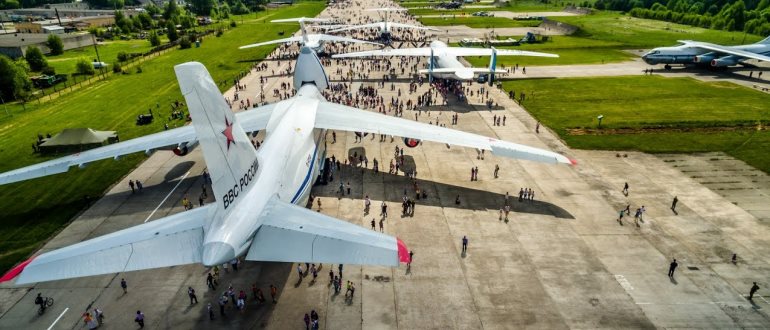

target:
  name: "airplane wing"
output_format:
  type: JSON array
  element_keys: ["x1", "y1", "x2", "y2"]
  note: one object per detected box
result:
[
  {"x1": 6, "y1": 205, "x2": 214, "y2": 284},
  {"x1": 313, "y1": 34, "x2": 383, "y2": 46},
  {"x1": 327, "y1": 22, "x2": 383, "y2": 33},
  {"x1": 418, "y1": 68, "x2": 509, "y2": 74},
  {"x1": 239, "y1": 36, "x2": 304, "y2": 49},
  {"x1": 246, "y1": 197, "x2": 409, "y2": 265},
  {"x1": 272, "y1": 17, "x2": 331, "y2": 23},
  {"x1": 678, "y1": 40, "x2": 770, "y2": 62},
  {"x1": 333, "y1": 47, "x2": 558, "y2": 58},
  {"x1": 0, "y1": 105, "x2": 275, "y2": 186},
  {"x1": 387, "y1": 22, "x2": 440, "y2": 31},
  {"x1": 314, "y1": 102, "x2": 574, "y2": 165}
]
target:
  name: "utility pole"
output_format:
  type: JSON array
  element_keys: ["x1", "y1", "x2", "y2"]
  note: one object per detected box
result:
[{"x1": 91, "y1": 34, "x2": 105, "y2": 78}]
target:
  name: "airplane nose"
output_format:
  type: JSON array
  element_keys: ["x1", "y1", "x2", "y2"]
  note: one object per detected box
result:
[{"x1": 202, "y1": 242, "x2": 236, "y2": 266}]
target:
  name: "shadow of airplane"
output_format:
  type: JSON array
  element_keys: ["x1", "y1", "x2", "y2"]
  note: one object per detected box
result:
[{"x1": 312, "y1": 157, "x2": 575, "y2": 220}]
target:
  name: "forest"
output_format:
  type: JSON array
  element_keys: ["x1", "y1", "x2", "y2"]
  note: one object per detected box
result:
[{"x1": 594, "y1": 0, "x2": 770, "y2": 36}]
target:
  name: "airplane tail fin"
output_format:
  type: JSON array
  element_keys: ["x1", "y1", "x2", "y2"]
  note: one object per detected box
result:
[
  {"x1": 294, "y1": 46, "x2": 328, "y2": 90},
  {"x1": 758, "y1": 36, "x2": 770, "y2": 44},
  {"x1": 174, "y1": 62, "x2": 259, "y2": 212}
]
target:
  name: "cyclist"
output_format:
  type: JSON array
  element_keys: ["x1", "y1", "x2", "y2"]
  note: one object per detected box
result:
[{"x1": 34, "y1": 293, "x2": 46, "y2": 311}]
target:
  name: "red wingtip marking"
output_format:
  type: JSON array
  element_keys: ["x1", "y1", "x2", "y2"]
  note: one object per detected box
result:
[
  {"x1": 0, "y1": 256, "x2": 34, "y2": 283},
  {"x1": 569, "y1": 158, "x2": 578, "y2": 166},
  {"x1": 397, "y1": 238, "x2": 410, "y2": 264}
]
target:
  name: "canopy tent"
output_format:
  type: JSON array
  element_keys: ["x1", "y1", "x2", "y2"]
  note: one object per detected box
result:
[{"x1": 38, "y1": 128, "x2": 118, "y2": 154}]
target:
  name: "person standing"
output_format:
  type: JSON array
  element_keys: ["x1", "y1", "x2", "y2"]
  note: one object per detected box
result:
[
  {"x1": 134, "y1": 310, "x2": 145, "y2": 328},
  {"x1": 623, "y1": 182, "x2": 629, "y2": 195},
  {"x1": 136, "y1": 180, "x2": 143, "y2": 192},
  {"x1": 129, "y1": 180, "x2": 135, "y2": 193},
  {"x1": 379, "y1": 218, "x2": 384, "y2": 232},
  {"x1": 494, "y1": 164, "x2": 499, "y2": 178},
  {"x1": 270, "y1": 284, "x2": 278, "y2": 303},
  {"x1": 121, "y1": 278, "x2": 127, "y2": 294},
  {"x1": 304, "y1": 313, "x2": 311, "y2": 330},
  {"x1": 206, "y1": 273, "x2": 215, "y2": 290},
  {"x1": 668, "y1": 259, "x2": 678, "y2": 277},
  {"x1": 671, "y1": 196, "x2": 678, "y2": 212},
  {"x1": 188, "y1": 287, "x2": 198, "y2": 304},
  {"x1": 371, "y1": 218, "x2": 376, "y2": 230},
  {"x1": 749, "y1": 282, "x2": 760, "y2": 300},
  {"x1": 462, "y1": 236, "x2": 468, "y2": 253},
  {"x1": 207, "y1": 303, "x2": 215, "y2": 320},
  {"x1": 381, "y1": 201, "x2": 388, "y2": 217},
  {"x1": 218, "y1": 294, "x2": 227, "y2": 316}
]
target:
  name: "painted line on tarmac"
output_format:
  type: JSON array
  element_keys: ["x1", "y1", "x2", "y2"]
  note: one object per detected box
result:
[
  {"x1": 47, "y1": 307, "x2": 68, "y2": 330},
  {"x1": 144, "y1": 171, "x2": 191, "y2": 223}
]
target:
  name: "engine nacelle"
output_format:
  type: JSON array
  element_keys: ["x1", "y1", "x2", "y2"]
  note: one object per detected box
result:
[
  {"x1": 173, "y1": 140, "x2": 199, "y2": 156},
  {"x1": 403, "y1": 137, "x2": 421, "y2": 148},
  {"x1": 693, "y1": 54, "x2": 716, "y2": 63},
  {"x1": 710, "y1": 55, "x2": 739, "y2": 68}
]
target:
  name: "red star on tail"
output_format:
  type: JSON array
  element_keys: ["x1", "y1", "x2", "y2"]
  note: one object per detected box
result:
[{"x1": 222, "y1": 117, "x2": 235, "y2": 150}]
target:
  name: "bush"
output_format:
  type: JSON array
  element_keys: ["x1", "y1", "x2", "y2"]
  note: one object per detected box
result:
[
  {"x1": 112, "y1": 62, "x2": 122, "y2": 73},
  {"x1": 166, "y1": 22, "x2": 179, "y2": 42},
  {"x1": 179, "y1": 36, "x2": 192, "y2": 49},
  {"x1": 24, "y1": 46, "x2": 47, "y2": 72},
  {"x1": 149, "y1": 31, "x2": 161, "y2": 47},
  {"x1": 75, "y1": 58, "x2": 95, "y2": 75},
  {"x1": 41, "y1": 66, "x2": 56, "y2": 75},
  {"x1": 136, "y1": 65, "x2": 142, "y2": 73},
  {"x1": 117, "y1": 51, "x2": 129, "y2": 62},
  {"x1": 46, "y1": 34, "x2": 64, "y2": 55},
  {"x1": 229, "y1": 20, "x2": 236, "y2": 27},
  {"x1": 215, "y1": 28, "x2": 223, "y2": 37}
]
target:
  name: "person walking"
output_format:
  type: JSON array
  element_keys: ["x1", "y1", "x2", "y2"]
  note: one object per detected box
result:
[
  {"x1": 206, "y1": 273, "x2": 215, "y2": 290},
  {"x1": 749, "y1": 282, "x2": 760, "y2": 300},
  {"x1": 121, "y1": 278, "x2": 127, "y2": 294},
  {"x1": 381, "y1": 201, "x2": 388, "y2": 217},
  {"x1": 494, "y1": 164, "x2": 499, "y2": 178},
  {"x1": 207, "y1": 303, "x2": 215, "y2": 320},
  {"x1": 668, "y1": 259, "x2": 678, "y2": 277},
  {"x1": 270, "y1": 284, "x2": 278, "y2": 303},
  {"x1": 188, "y1": 287, "x2": 198, "y2": 304},
  {"x1": 134, "y1": 310, "x2": 145, "y2": 328},
  {"x1": 671, "y1": 196, "x2": 678, "y2": 212},
  {"x1": 218, "y1": 294, "x2": 227, "y2": 316},
  {"x1": 462, "y1": 236, "x2": 468, "y2": 253},
  {"x1": 129, "y1": 180, "x2": 135, "y2": 193},
  {"x1": 379, "y1": 218, "x2": 384, "y2": 232},
  {"x1": 623, "y1": 182, "x2": 629, "y2": 195},
  {"x1": 304, "y1": 313, "x2": 311, "y2": 330},
  {"x1": 371, "y1": 218, "x2": 376, "y2": 230}
]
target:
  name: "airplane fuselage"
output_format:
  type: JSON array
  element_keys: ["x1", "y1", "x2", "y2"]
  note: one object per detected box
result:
[
  {"x1": 429, "y1": 40, "x2": 478, "y2": 80},
  {"x1": 642, "y1": 43, "x2": 770, "y2": 67},
  {"x1": 201, "y1": 85, "x2": 327, "y2": 266}
]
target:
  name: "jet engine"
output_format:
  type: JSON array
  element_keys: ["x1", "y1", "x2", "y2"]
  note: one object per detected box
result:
[
  {"x1": 710, "y1": 55, "x2": 739, "y2": 68},
  {"x1": 403, "y1": 137, "x2": 420, "y2": 148},
  {"x1": 173, "y1": 140, "x2": 199, "y2": 156},
  {"x1": 693, "y1": 53, "x2": 716, "y2": 64}
]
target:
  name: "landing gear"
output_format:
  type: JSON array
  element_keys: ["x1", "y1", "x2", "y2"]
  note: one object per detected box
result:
[{"x1": 664, "y1": 64, "x2": 672, "y2": 70}]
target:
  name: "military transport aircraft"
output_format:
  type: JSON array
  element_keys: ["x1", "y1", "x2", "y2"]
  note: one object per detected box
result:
[
  {"x1": 642, "y1": 36, "x2": 770, "y2": 69},
  {"x1": 239, "y1": 17, "x2": 382, "y2": 53},
  {"x1": 0, "y1": 47, "x2": 574, "y2": 285},
  {"x1": 333, "y1": 40, "x2": 558, "y2": 84}
]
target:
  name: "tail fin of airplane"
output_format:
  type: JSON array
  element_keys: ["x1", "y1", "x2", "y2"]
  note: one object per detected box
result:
[
  {"x1": 175, "y1": 62, "x2": 259, "y2": 212},
  {"x1": 758, "y1": 36, "x2": 770, "y2": 44},
  {"x1": 488, "y1": 46, "x2": 497, "y2": 86},
  {"x1": 294, "y1": 46, "x2": 328, "y2": 90}
]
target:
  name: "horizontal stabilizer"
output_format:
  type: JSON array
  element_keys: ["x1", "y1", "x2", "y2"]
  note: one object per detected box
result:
[
  {"x1": 246, "y1": 197, "x2": 404, "y2": 266},
  {"x1": 8, "y1": 205, "x2": 213, "y2": 284}
]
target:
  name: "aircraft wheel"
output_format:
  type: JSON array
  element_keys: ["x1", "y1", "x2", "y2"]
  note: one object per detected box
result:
[{"x1": 664, "y1": 65, "x2": 672, "y2": 70}]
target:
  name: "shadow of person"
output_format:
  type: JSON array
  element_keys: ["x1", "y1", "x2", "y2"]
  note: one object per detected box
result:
[
  {"x1": 669, "y1": 276, "x2": 678, "y2": 285},
  {"x1": 461, "y1": 250, "x2": 467, "y2": 258}
]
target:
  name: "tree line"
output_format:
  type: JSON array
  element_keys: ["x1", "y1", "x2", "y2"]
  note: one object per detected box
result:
[{"x1": 594, "y1": 0, "x2": 770, "y2": 36}]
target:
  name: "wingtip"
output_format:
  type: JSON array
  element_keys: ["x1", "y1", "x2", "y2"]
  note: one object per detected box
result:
[
  {"x1": 0, "y1": 256, "x2": 35, "y2": 283},
  {"x1": 569, "y1": 158, "x2": 578, "y2": 166},
  {"x1": 397, "y1": 238, "x2": 410, "y2": 264}
]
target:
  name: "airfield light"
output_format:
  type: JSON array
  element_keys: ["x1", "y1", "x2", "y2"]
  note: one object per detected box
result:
[{"x1": 597, "y1": 115, "x2": 604, "y2": 128}]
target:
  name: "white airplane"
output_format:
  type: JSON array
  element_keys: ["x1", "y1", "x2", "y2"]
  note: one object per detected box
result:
[
  {"x1": 327, "y1": 8, "x2": 439, "y2": 42},
  {"x1": 333, "y1": 40, "x2": 558, "y2": 84},
  {"x1": 239, "y1": 17, "x2": 382, "y2": 53},
  {"x1": 642, "y1": 36, "x2": 770, "y2": 69},
  {"x1": 0, "y1": 47, "x2": 574, "y2": 285}
]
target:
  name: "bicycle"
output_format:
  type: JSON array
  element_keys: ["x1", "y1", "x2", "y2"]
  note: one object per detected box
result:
[{"x1": 37, "y1": 297, "x2": 54, "y2": 315}]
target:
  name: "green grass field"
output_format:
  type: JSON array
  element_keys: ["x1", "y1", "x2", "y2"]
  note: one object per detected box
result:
[
  {"x1": 0, "y1": 1, "x2": 325, "y2": 273},
  {"x1": 501, "y1": 76, "x2": 770, "y2": 173},
  {"x1": 45, "y1": 39, "x2": 157, "y2": 75},
  {"x1": 552, "y1": 12, "x2": 764, "y2": 48},
  {"x1": 419, "y1": 16, "x2": 541, "y2": 28}
]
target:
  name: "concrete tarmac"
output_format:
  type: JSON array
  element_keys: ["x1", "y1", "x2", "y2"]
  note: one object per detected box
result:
[{"x1": 1, "y1": 1, "x2": 770, "y2": 329}]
